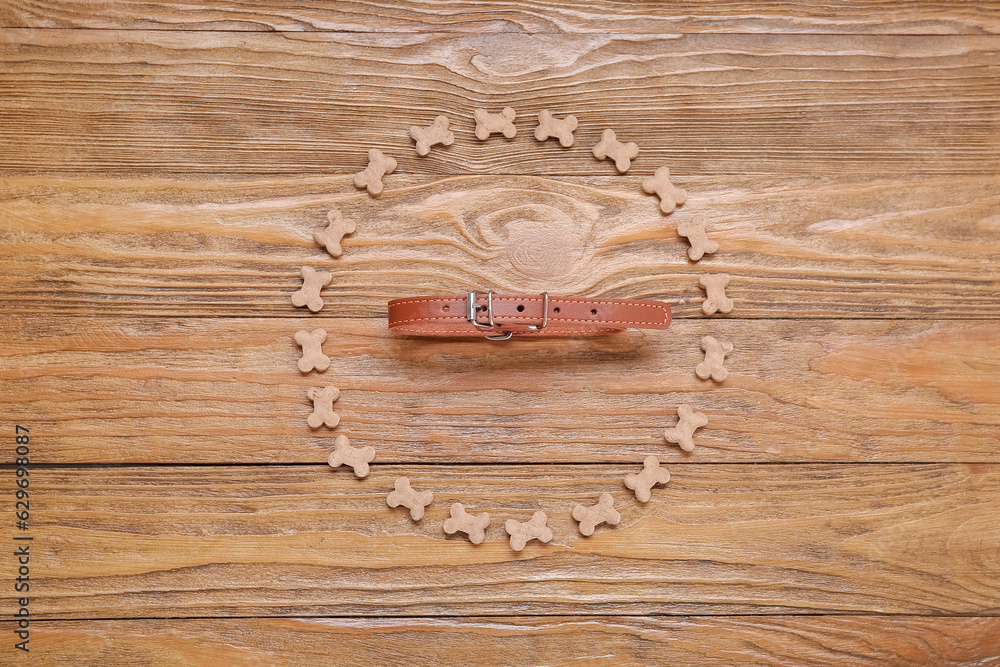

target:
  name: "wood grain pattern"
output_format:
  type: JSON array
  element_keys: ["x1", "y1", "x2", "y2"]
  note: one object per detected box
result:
[
  {"x1": 2, "y1": 463, "x2": 997, "y2": 617},
  {"x1": 9, "y1": 617, "x2": 1000, "y2": 666},
  {"x1": 3, "y1": 5, "x2": 999, "y2": 660},
  {"x1": 2, "y1": 316, "x2": 998, "y2": 464},
  {"x1": 4, "y1": 1, "x2": 1000, "y2": 34},
  {"x1": 2, "y1": 173, "x2": 999, "y2": 318},
  {"x1": 2, "y1": 31, "x2": 999, "y2": 176}
]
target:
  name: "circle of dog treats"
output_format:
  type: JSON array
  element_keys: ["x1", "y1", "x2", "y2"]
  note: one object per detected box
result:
[
  {"x1": 291, "y1": 266, "x2": 332, "y2": 313},
  {"x1": 592, "y1": 129, "x2": 639, "y2": 173},
  {"x1": 474, "y1": 107, "x2": 517, "y2": 140},
  {"x1": 327, "y1": 435, "x2": 375, "y2": 478},
  {"x1": 353, "y1": 148, "x2": 397, "y2": 196},
  {"x1": 696, "y1": 335, "x2": 733, "y2": 383},
  {"x1": 386, "y1": 477, "x2": 434, "y2": 521},
  {"x1": 306, "y1": 385, "x2": 340, "y2": 429},
  {"x1": 663, "y1": 404, "x2": 708, "y2": 452},
  {"x1": 305, "y1": 106, "x2": 730, "y2": 543},
  {"x1": 699, "y1": 273, "x2": 733, "y2": 315},
  {"x1": 624, "y1": 456, "x2": 670, "y2": 503},
  {"x1": 642, "y1": 166, "x2": 688, "y2": 215},
  {"x1": 571, "y1": 493, "x2": 621, "y2": 536},
  {"x1": 315, "y1": 209, "x2": 356, "y2": 258},
  {"x1": 677, "y1": 215, "x2": 718, "y2": 262},
  {"x1": 443, "y1": 503, "x2": 491, "y2": 544},
  {"x1": 534, "y1": 110, "x2": 578, "y2": 147},
  {"x1": 293, "y1": 328, "x2": 330, "y2": 373},
  {"x1": 410, "y1": 115, "x2": 455, "y2": 156},
  {"x1": 505, "y1": 511, "x2": 553, "y2": 551}
]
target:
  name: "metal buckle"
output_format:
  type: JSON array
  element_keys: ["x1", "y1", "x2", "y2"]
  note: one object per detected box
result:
[
  {"x1": 466, "y1": 291, "x2": 548, "y2": 341},
  {"x1": 466, "y1": 291, "x2": 512, "y2": 341}
]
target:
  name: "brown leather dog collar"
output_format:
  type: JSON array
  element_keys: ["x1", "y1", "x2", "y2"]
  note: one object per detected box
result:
[{"x1": 388, "y1": 291, "x2": 672, "y2": 340}]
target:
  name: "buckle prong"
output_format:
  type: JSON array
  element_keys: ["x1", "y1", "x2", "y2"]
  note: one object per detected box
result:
[{"x1": 466, "y1": 291, "x2": 495, "y2": 331}]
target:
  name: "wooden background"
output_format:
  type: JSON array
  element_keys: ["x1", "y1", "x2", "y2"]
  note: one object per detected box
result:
[{"x1": 2, "y1": 2, "x2": 999, "y2": 664}]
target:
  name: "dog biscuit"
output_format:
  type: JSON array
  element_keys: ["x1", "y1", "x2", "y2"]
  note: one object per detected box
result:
[
  {"x1": 316, "y1": 209, "x2": 356, "y2": 258},
  {"x1": 534, "y1": 110, "x2": 577, "y2": 147},
  {"x1": 696, "y1": 335, "x2": 733, "y2": 382},
  {"x1": 505, "y1": 511, "x2": 552, "y2": 551},
  {"x1": 572, "y1": 493, "x2": 621, "y2": 536},
  {"x1": 291, "y1": 266, "x2": 332, "y2": 313},
  {"x1": 474, "y1": 107, "x2": 516, "y2": 140},
  {"x1": 410, "y1": 115, "x2": 455, "y2": 156},
  {"x1": 593, "y1": 129, "x2": 639, "y2": 173},
  {"x1": 664, "y1": 404, "x2": 708, "y2": 452},
  {"x1": 443, "y1": 503, "x2": 491, "y2": 544},
  {"x1": 353, "y1": 148, "x2": 396, "y2": 196},
  {"x1": 677, "y1": 215, "x2": 718, "y2": 261},
  {"x1": 294, "y1": 328, "x2": 330, "y2": 373},
  {"x1": 387, "y1": 477, "x2": 434, "y2": 521},
  {"x1": 699, "y1": 273, "x2": 733, "y2": 315},
  {"x1": 642, "y1": 166, "x2": 687, "y2": 215},
  {"x1": 306, "y1": 385, "x2": 340, "y2": 429},
  {"x1": 327, "y1": 435, "x2": 375, "y2": 478},
  {"x1": 624, "y1": 456, "x2": 670, "y2": 503}
]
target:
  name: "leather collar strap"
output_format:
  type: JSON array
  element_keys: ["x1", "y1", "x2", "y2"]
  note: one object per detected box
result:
[{"x1": 388, "y1": 292, "x2": 671, "y2": 339}]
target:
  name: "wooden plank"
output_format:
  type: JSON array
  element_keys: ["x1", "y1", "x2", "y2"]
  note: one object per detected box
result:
[
  {"x1": 2, "y1": 31, "x2": 999, "y2": 176},
  {"x1": 2, "y1": 174, "x2": 999, "y2": 318},
  {"x1": 4, "y1": 1, "x2": 1000, "y2": 35},
  {"x1": 8, "y1": 617, "x2": 1000, "y2": 666},
  {"x1": 2, "y1": 316, "x2": 998, "y2": 464},
  {"x1": 2, "y1": 463, "x2": 997, "y2": 617}
]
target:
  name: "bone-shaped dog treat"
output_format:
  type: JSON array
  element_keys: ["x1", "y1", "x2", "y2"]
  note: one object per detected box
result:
[
  {"x1": 572, "y1": 493, "x2": 621, "y2": 536},
  {"x1": 642, "y1": 166, "x2": 687, "y2": 215},
  {"x1": 664, "y1": 404, "x2": 708, "y2": 452},
  {"x1": 315, "y1": 209, "x2": 356, "y2": 258},
  {"x1": 534, "y1": 109, "x2": 578, "y2": 147},
  {"x1": 505, "y1": 511, "x2": 553, "y2": 551},
  {"x1": 387, "y1": 476, "x2": 434, "y2": 521},
  {"x1": 443, "y1": 503, "x2": 491, "y2": 544},
  {"x1": 353, "y1": 148, "x2": 397, "y2": 196},
  {"x1": 291, "y1": 266, "x2": 332, "y2": 313},
  {"x1": 327, "y1": 434, "x2": 375, "y2": 478},
  {"x1": 294, "y1": 328, "x2": 330, "y2": 373},
  {"x1": 306, "y1": 385, "x2": 340, "y2": 429},
  {"x1": 624, "y1": 456, "x2": 670, "y2": 503},
  {"x1": 410, "y1": 115, "x2": 455, "y2": 156},
  {"x1": 592, "y1": 129, "x2": 639, "y2": 173},
  {"x1": 677, "y1": 215, "x2": 718, "y2": 261},
  {"x1": 696, "y1": 335, "x2": 733, "y2": 382},
  {"x1": 474, "y1": 107, "x2": 517, "y2": 140},
  {"x1": 699, "y1": 273, "x2": 733, "y2": 315}
]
